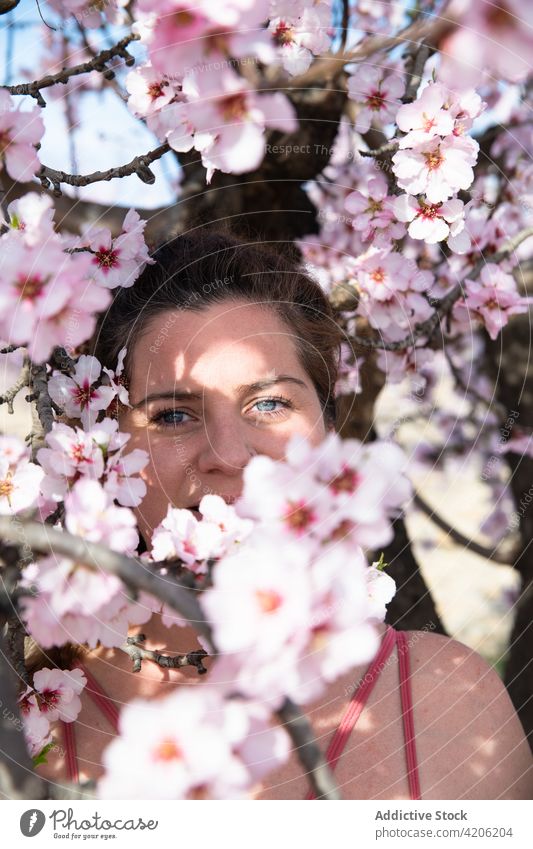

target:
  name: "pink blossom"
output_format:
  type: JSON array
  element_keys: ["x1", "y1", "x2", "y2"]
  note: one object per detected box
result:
[
  {"x1": 150, "y1": 494, "x2": 251, "y2": 571},
  {"x1": 64, "y1": 479, "x2": 139, "y2": 554},
  {"x1": 0, "y1": 89, "x2": 44, "y2": 182},
  {"x1": 103, "y1": 449, "x2": 148, "y2": 508},
  {"x1": 181, "y1": 67, "x2": 297, "y2": 179},
  {"x1": 19, "y1": 556, "x2": 155, "y2": 649},
  {"x1": 366, "y1": 562, "x2": 396, "y2": 621},
  {"x1": 0, "y1": 225, "x2": 110, "y2": 363},
  {"x1": 1, "y1": 192, "x2": 55, "y2": 246},
  {"x1": 269, "y1": 3, "x2": 332, "y2": 75},
  {"x1": 0, "y1": 436, "x2": 44, "y2": 515},
  {"x1": 201, "y1": 528, "x2": 313, "y2": 659},
  {"x1": 126, "y1": 63, "x2": 179, "y2": 118},
  {"x1": 37, "y1": 417, "x2": 148, "y2": 508},
  {"x1": 206, "y1": 540, "x2": 380, "y2": 707},
  {"x1": 393, "y1": 194, "x2": 471, "y2": 252},
  {"x1": 453, "y1": 263, "x2": 532, "y2": 341},
  {"x1": 17, "y1": 692, "x2": 52, "y2": 759},
  {"x1": 102, "y1": 346, "x2": 131, "y2": 409},
  {"x1": 77, "y1": 208, "x2": 153, "y2": 289},
  {"x1": 345, "y1": 171, "x2": 406, "y2": 246},
  {"x1": 137, "y1": 0, "x2": 273, "y2": 79},
  {"x1": 97, "y1": 686, "x2": 290, "y2": 799},
  {"x1": 48, "y1": 355, "x2": 117, "y2": 430},
  {"x1": 392, "y1": 135, "x2": 479, "y2": 203},
  {"x1": 32, "y1": 667, "x2": 86, "y2": 723},
  {"x1": 440, "y1": 1, "x2": 533, "y2": 85},
  {"x1": 347, "y1": 65, "x2": 404, "y2": 135},
  {"x1": 396, "y1": 82, "x2": 454, "y2": 148}
]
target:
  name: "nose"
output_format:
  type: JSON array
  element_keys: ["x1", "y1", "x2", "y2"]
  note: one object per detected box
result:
[{"x1": 196, "y1": 416, "x2": 255, "y2": 476}]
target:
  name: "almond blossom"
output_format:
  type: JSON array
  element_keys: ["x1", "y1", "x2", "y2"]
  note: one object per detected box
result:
[
  {"x1": 392, "y1": 135, "x2": 479, "y2": 204},
  {"x1": 150, "y1": 494, "x2": 253, "y2": 572},
  {"x1": 205, "y1": 535, "x2": 380, "y2": 707},
  {"x1": 347, "y1": 65, "x2": 404, "y2": 135},
  {"x1": 0, "y1": 192, "x2": 55, "y2": 246},
  {"x1": 136, "y1": 0, "x2": 274, "y2": 79},
  {"x1": 0, "y1": 89, "x2": 44, "y2": 182},
  {"x1": 236, "y1": 430, "x2": 411, "y2": 549},
  {"x1": 64, "y1": 479, "x2": 139, "y2": 555},
  {"x1": 393, "y1": 194, "x2": 471, "y2": 253},
  {"x1": 37, "y1": 418, "x2": 148, "y2": 508},
  {"x1": 179, "y1": 67, "x2": 298, "y2": 179},
  {"x1": 268, "y1": 2, "x2": 332, "y2": 76},
  {"x1": 31, "y1": 667, "x2": 86, "y2": 723},
  {"x1": 78, "y1": 209, "x2": 154, "y2": 289},
  {"x1": 396, "y1": 82, "x2": 454, "y2": 148},
  {"x1": 0, "y1": 233, "x2": 109, "y2": 363},
  {"x1": 97, "y1": 686, "x2": 290, "y2": 799},
  {"x1": 345, "y1": 172, "x2": 405, "y2": 247},
  {"x1": 17, "y1": 692, "x2": 53, "y2": 759},
  {"x1": 0, "y1": 436, "x2": 44, "y2": 515},
  {"x1": 125, "y1": 62, "x2": 179, "y2": 119},
  {"x1": 452, "y1": 264, "x2": 533, "y2": 341},
  {"x1": 47, "y1": 355, "x2": 117, "y2": 430}
]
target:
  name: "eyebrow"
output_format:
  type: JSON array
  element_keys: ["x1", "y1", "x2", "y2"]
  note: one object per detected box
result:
[{"x1": 131, "y1": 375, "x2": 308, "y2": 409}]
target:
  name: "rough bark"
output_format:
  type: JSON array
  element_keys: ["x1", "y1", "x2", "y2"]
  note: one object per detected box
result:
[{"x1": 485, "y1": 315, "x2": 533, "y2": 750}]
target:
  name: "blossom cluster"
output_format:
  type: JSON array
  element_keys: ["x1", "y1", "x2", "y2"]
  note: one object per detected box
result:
[
  {"x1": 94, "y1": 431, "x2": 403, "y2": 797},
  {"x1": 38, "y1": 415, "x2": 148, "y2": 515},
  {"x1": 0, "y1": 196, "x2": 151, "y2": 363},
  {"x1": 18, "y1": 667, "x2": 86, "y2": 759}
]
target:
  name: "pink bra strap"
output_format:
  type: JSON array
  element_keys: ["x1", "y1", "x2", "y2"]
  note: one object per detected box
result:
[
  {"x1": 397, "y1": 630, "x2": 421, "y2": 800},
  {"x1": 73, "y1": 661, "x2": 121, "y2": 732},
  {"x1": 305, "y1": 625, "x2": 397, "y2": 800},
  {"x1": 62, "y1": 717, "x2": 79, "y2": 783}
]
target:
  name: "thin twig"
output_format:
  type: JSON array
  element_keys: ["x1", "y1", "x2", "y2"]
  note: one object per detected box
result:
[
  {"x1": 38, "y1": 142, "x2": 169, "y2": 195},
  {"x1": 3, "y1": 33, "x2": 139, "y2": 106},
  {"x1": 120, "y1": 633, "x2": 209, "y2": 674},
  {"x1": 0, "y1": 358, "x2": 30, "y2": 414},
  {"x1": 412, "y1": 492, "x2": 516, "y2": 565}
]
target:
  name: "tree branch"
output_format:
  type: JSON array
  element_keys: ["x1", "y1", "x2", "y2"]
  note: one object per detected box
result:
[
  {"x1": 412, "y1": 491, "x2": 517, "y2": 565},
  {"x1": 3, "y1": 33, "x2": 139, "y2": 107},
  {"x1": 275, "y1": 698, "x2": 342, "y2": 800},
  {"x1": 0, "y1": 515, "x2": 215, "y2": 649},
  {"x1": 38, "y1": 142, "x2": 170, "y2": 195},
  {"x1": 0, "y1": 358, "x2": 30, "y2": 414}
]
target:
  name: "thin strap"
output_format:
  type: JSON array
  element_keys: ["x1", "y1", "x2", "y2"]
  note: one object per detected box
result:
[
  {"x1": 305, "y1": 625, "x2": 397, "y2": 800},
  {"x1": 73, "y1": 661, "x2": 121, "y2": 733},
  {"x1": 62, "y1": 717, "x2": 79, "y2": 783},
  {"x1": 397, "y1": 630, "x2": 422, "y2": 800}
]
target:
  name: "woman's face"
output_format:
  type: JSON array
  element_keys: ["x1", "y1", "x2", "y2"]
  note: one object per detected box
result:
[{"x1": 119, "y1": 299, "x2": 332, "y2": 545}]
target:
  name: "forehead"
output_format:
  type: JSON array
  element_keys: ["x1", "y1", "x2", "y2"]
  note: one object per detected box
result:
[{"x1": 130, "y1": 300, "x2": 305, "y2": 393}]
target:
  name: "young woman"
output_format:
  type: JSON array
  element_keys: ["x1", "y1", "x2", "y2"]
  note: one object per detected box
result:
[{"x1": 33, "y1": 230, "x2": 533, "y2": 800}]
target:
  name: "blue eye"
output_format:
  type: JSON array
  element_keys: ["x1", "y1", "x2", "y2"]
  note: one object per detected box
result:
[
  {"x1": 252, "y1": 396, "x2": 292, "y2": 418},
  {"x1": 255, "y1": 399, "x2": 279, "y2": 412},
  {"x1": 152, "y1": 408, "x2": 194, "y2": 426}
]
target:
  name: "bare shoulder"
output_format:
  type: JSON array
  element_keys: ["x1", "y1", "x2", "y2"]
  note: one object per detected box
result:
[{"x1": 404, "y1": 629, "x2": 533, "y2": 800}]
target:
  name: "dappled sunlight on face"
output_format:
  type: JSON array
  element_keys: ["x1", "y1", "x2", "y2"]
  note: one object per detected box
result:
[{"x1": 119, "y1": 300, "x2": 330, "y2": 546}]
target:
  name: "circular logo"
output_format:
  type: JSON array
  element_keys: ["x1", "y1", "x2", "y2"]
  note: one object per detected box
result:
[{"x1": 20, "y1": 809, "x2": 46, "y2": 837}]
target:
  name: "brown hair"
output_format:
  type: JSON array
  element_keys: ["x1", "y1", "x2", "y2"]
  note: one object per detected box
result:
[{"x1": 92, "y1": 227, "x2": 344, "y2": 428}]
